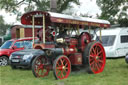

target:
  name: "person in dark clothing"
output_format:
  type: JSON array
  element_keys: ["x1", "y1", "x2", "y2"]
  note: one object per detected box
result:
[
  {"x1": 57, "y1": 28, "x2": 68, "y2": 38},
  {"x1": 37, "y1": 29, "x2": 42, "y2": 41}
]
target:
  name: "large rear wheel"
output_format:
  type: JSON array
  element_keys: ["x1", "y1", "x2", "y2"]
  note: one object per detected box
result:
[
  {"x1": 83, "y1": 41, "x2": 106, "y2": 74},
  {"x1": 32, "y1": 55, "x2": 50, "y2": 77},
  {"x1": 53, "y1": 55, "x2": 71, "y2": 80}
]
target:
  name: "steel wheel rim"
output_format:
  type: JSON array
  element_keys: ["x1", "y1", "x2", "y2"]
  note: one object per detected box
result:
[
  {"x1": 0, "y1": 58, "x2": 8, "y2": 66},
  {"x1": 34, "y1": 56, "x2": 49, "y2": 77},
  {"x1": 89, "y1": 43, "x2": 106, "y2": 74},
  {"x1": 55, "y1": 56, "x2": 71, "y2": 79}
]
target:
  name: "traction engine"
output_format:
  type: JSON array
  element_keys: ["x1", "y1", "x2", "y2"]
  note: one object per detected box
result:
[{"x1": 21, "y1": 11, "x2": 109, "y2": 80}]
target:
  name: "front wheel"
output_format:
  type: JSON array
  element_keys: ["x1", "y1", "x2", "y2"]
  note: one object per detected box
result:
[
  {"x1": 32, "y1": 55, "x2": 50, "y2": 78},
  {"x1": 53, "y1": 55, "x2": 71, "y2": 80},
  {"x1": 0, "y1": 56, "x2": 9, "y2": 66},
  {"x1": 125, "y1": 54, "x2": 128, "y2": 63},
  {"x1": 83, "y1": 41, "x2": 106, "y2": 74}
]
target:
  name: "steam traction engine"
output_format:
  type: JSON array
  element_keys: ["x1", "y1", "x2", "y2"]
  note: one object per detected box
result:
[{"x1": 21, "y1": 11, "x2": 110, "y2": 80}]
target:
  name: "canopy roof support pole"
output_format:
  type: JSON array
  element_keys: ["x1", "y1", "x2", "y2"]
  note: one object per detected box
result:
[
  {"x1": 43, "y1": 15, "x2": 45, "y2": 43},
  {"x1": 68, "y1": 24, "x2": 70, "y2": 35},
  {"x1": 77, "y1": 25, "x2": 80, "y2": 35},
  {"x1": 100, "y1": 28, "x2": 102, "y2": 41},
  {"x1": 32, "y1": 15, "x2": 35, "y2": 44},
  {"x1": 89, "y1": 26, "x2": 91, "y2": 34}
]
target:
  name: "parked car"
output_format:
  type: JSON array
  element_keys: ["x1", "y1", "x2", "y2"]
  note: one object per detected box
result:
[
  {"x1": 94, "y1": 27, "x2": 128, "y2": 58},
  {"x1": 9, "y1": 49, "x2": 44, "y2": 69},
  {"x1": 125, "y1": 53, "x2": 128, "y2": 63},
  {"x1": 0, "y1": 37, "x2": 36, "y2": 66}
]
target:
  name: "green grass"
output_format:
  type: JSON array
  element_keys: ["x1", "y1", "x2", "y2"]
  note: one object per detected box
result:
[{"x1": 0, "y1": 58, "x2": 128, "y2": 85}]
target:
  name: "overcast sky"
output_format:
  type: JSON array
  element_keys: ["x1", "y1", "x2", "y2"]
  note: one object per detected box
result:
[
  {"x1": 0, "y1": 0, "x2": 101, "y2": 24},
  {"x1": 70, "y1": 0, "x2": 101, "y2": 15}
]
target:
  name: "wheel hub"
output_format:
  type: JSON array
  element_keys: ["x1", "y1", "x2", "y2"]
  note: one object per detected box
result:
[
  {"x1": 62, "y1": 66, "x2": 66, "y2": 70},
  {"x1": 39, "y1": 64, "x2": 43, "y2": 69},
  {"x1": 96, "y1": 56, "x2": 99, "y2": 60},
  {"x1": 0, "y1": 58, "x2": 8, "y2": 66}
]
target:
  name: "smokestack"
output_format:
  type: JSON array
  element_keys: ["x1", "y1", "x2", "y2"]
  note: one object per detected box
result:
[{"x1": 50, "y1": 0, "x2": 57, "y2": 12}]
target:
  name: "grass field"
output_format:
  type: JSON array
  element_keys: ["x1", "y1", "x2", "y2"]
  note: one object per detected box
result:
[{"x1": 0, "y1": 58, "x2": 128, "y2": 85}]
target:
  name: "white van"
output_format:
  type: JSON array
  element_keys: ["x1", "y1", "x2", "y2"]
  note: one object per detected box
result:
[{"x1": 94, "y1": 27, "x2": 128, "y2": 58}]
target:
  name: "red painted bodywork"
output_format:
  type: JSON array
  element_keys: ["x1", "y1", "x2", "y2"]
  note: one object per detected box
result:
[
  {"x1": 33, "y1": 43, "x2": 55, "y2": 49},
  {"x1": 69, "y1": 53, "x2": 82, "y2": 65},
  {"x1": 63, "y1": 47, "x2": 78, "y2": 55},
  {"x1": 0, "y1": 38, "x2": 34, "y2": 58},
  {"x1": 67, "y1": 38, "x2": 78, "y2": 48}
]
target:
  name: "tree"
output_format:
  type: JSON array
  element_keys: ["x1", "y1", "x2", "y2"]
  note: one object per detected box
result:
[
  {"x1": 0, "y1": 0, "x2": 80, "y2": 20},
  {"x1": 0, "y1": 16, "x2": 11, "y2": 36},
  {"x1": 96, "y1": 0, "x2": 128, "y2": 26},
  {"x1": 57, "y1": 0, "x2": 80, "y2": 13},
  {"x1": 0, "y1": 16, "x2": 4, "y2": 24}
]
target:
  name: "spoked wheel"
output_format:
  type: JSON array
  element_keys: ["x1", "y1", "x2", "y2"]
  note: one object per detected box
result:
[
  {"x1": 53, "y1": 55, "x2": 71, "y2": 80},
  {"x1": 32, "y1": 55, "x2": 50, "y2": 77},
  {"x1": 83, "y1": 41, "x2": 106, "y2": 74}
]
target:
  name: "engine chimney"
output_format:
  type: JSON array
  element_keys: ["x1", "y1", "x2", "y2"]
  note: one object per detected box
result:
[{"x1": 50, "y1": 0, "x2": 57, "y2": 12}]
